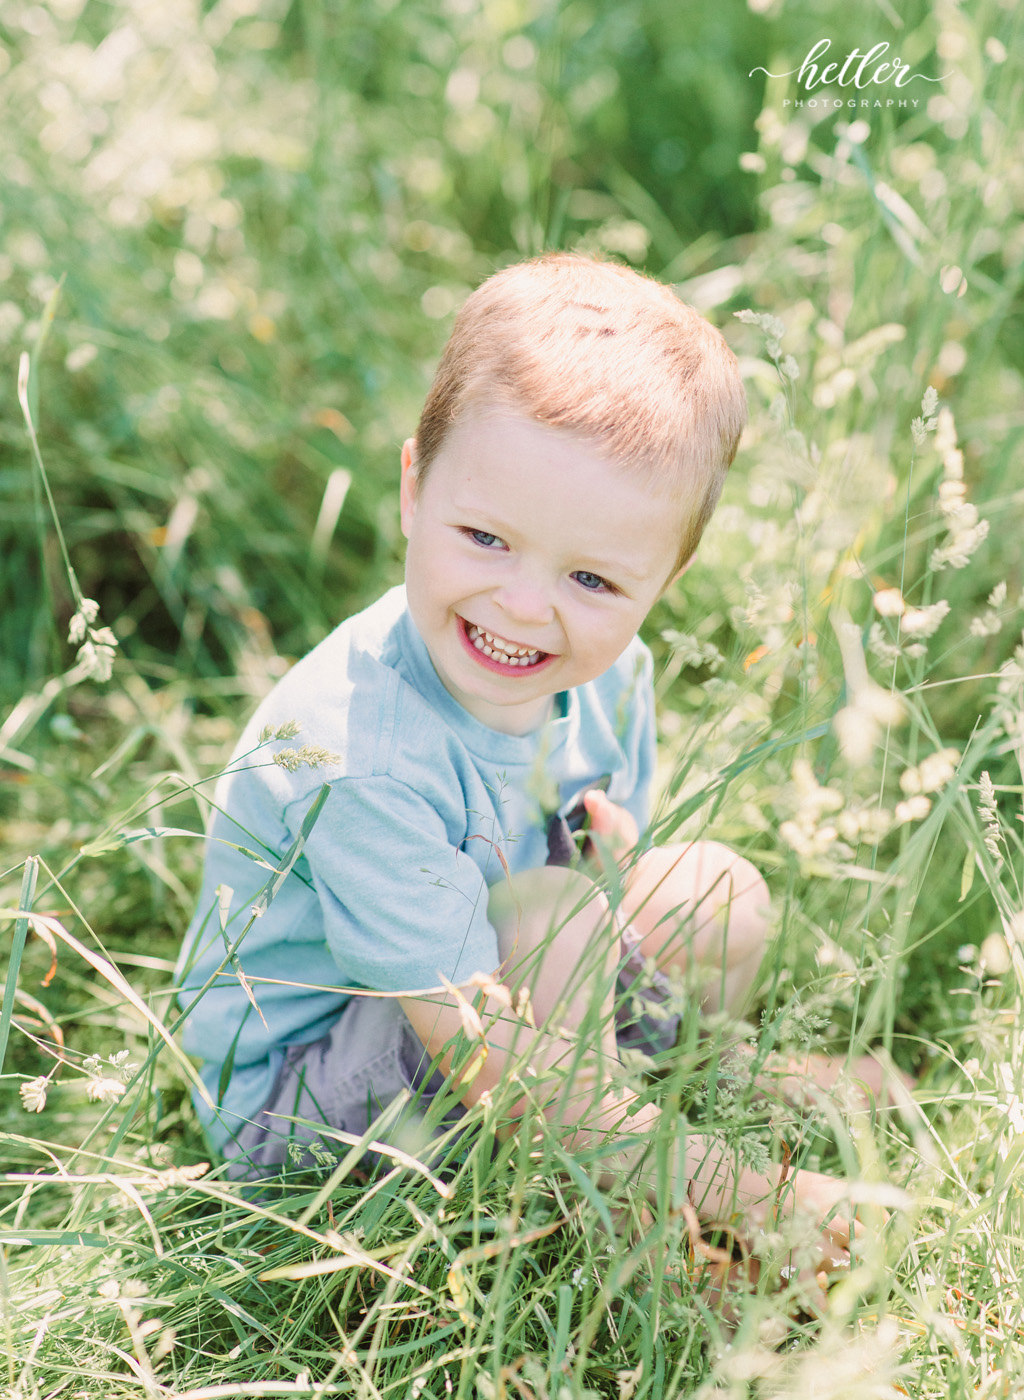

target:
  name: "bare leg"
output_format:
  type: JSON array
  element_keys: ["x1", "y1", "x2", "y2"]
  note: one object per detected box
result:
[
  {"x1": 403, "y1": 864, "x2": 625, "y2": 1129},
  {"x1": 487, "y1": 864, "x2": 619, "y2": 1045},
  {"x1": 616, "y1": 840, "x2": 770, "y2": 1017},
  {"x1": 612, "y1": 841, "x2": 909, "y2": 1104}
]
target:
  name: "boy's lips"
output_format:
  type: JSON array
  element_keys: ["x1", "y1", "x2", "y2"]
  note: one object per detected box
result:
[{"x1": 457, "y1": 615, "x2": 557, "y2": 676}]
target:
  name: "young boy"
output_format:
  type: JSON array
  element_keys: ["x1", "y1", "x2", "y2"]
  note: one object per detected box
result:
[{"x1": 177, "y1": 253, "x2": 860, "y2": 1297}]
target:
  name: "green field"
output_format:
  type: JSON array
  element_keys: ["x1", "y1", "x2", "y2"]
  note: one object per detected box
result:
[{"x1": 2, "y1": 0, "x2": 1023, "y2": 1394}]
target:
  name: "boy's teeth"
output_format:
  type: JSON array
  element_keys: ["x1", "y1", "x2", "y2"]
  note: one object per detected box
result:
[{"x1": 467, "y1": 622, "x2": 542, "y2": 665}]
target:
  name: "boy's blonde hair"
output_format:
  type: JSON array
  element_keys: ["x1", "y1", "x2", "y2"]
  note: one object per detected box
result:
[{"x1": 415, "y1": 252, "x2": 747, "y2": 569}]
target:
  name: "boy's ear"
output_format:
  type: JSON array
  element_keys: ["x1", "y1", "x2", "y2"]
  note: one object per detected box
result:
[{"x1": 399, "y1": 438, "x2": 419, "y2": 539}]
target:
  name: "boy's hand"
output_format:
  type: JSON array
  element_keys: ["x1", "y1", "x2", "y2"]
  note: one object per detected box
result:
[
  {"x1": 745, "y1": 1163, "x2": 860, "y2": 1308},
  {"x1": 583, "y1": 789, "x2": 639, "y2": 862},
  {"x1": 688, "y1": 1150, "x2": 863, "y2": 1315}
]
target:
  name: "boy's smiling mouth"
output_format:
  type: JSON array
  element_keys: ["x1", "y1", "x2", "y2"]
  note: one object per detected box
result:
[{"x1": 457, "y1": 616, "x2": 554, "y2": 674}]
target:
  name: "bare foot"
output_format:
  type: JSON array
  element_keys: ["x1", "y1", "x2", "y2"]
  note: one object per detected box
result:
[
  {"x1": 769, "y1": 1050, "x2": 915, "y2": 1109},
  {"x1": 721, "y1": 1040, "x2": 915, "y2": 1110}
]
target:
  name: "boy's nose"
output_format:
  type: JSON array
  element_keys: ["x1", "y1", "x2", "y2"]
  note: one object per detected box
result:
[{"x1": 493, "y1": 572, "x2": 555, "y2": 628}]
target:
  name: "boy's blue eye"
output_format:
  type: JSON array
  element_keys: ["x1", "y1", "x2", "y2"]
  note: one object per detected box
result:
[
  {"x1": 467, "y1": 529, "x2": 503, "y2": 548},
  {"x1": 572, "y1": 570, "x2": 610, "y2": 592}
]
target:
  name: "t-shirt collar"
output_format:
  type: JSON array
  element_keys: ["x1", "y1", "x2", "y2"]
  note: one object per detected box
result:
[{"x1": 396, "y1": 595, "x2": 576, "y2": 763}]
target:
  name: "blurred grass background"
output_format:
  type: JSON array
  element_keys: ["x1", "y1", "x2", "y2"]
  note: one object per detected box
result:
[{"x1": 2, "y1": 0, "x2": 1024, "y2": 1394}]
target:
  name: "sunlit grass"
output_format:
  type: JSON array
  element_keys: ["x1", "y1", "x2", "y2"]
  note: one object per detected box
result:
[{"x1": 3, "y1": 0, "x2": 1024, "y2": 1393}]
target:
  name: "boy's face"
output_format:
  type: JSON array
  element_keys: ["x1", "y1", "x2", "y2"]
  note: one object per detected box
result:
[{"x1": 400, "y1": 405, "x2": 689, "y2": 735}]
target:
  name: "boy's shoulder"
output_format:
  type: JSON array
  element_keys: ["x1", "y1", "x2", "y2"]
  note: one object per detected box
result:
[{"x1": 236, "y1": 585, "x2": 441, "y2": 784}]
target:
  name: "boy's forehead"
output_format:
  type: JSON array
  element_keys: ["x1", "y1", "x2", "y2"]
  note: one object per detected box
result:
[{"x1": 435, "y1": 408, "x2": 688, "y2": 581}]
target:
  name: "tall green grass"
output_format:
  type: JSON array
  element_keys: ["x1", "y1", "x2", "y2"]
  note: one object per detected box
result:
[{"x1": 3, "y1": 0, "x2": 1024, "y2": 1394}]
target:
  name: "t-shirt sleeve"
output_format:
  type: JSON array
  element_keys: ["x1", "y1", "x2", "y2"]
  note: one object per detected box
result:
[{"x1": 287, "y1": 775, "x2": 501, "y2": 993}]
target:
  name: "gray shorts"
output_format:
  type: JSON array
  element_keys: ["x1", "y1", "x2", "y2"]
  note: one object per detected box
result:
[{"x1": 228, "y1": 926, "x2": 680, "y2": 1178}]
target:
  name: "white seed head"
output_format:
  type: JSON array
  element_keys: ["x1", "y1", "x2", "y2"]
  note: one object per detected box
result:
[{"x1": 19, "y1": 1076, "x2": 48, "y2": 1113}]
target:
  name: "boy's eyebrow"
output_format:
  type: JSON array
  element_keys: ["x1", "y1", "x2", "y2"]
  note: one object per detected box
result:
[{"x1": 576, "y1": 554, "x2": 650, "y2": 584}]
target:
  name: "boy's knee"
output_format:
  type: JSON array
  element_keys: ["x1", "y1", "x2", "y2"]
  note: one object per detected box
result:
[
  {"x1": 710, "y1": 848, "x2": 771, "y2": 964},
  {"x1": 489, "y1": 865, "x2": 603, "y2": 936},
  {"x1": 628, "y1": 840, "x2": 770, "y2": 968}
]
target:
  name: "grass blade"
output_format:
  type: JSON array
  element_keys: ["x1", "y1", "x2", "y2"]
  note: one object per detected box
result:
[{"x1": 0, "y1": 858, "x2": 39, "y2": 1076}]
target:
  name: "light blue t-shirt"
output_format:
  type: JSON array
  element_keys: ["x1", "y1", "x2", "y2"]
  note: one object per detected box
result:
[{"x1": 176, "y1": 585, "x2": 655, "y2": 1149}]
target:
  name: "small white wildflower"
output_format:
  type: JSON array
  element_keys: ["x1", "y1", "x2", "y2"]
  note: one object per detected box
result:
[
  {"x1": 66, "y1": 342, "x2": 99, "y2": 373},
  {"x1": 660, "y1": 630, "x2": 724, "y2": 671},
  {"x1": 937, "y1": 479, "x2": 967, "y2": 513},
  {"x1": 833, "y1": 619, "x2": 905, "y2": 762},
  {"x1": 272, "y1": 744, "x2": 342, "y2": 771},
  {"x1": 929, "y1": 408, "x2": 989, "y2": 572},
  {"x1": 900, "y1": 748, "x2": 958, "y2": 795},
  {"x1": 834, "y1": 687, "x2": 904, "y2": 764},
  {"x1": 153, "y1": 1327, "x2": 177, "y2": 1360},
  {"x1": 872, "y1": 587, "x2": 905, "y2": 617},
  {"x1": 779, "y1": 760, "x2": 850, "y2": 860},
  {"x1": 931, "y1": 519, "x2": 990, "y2": 572},
  {"x1": 980, "y1": 933, "x2": 1011, "y2": 975},
  {"x1": 68, "y1": 608, "x2": 91, "y2": 645},
  {"x1": 934, "y1": 406, "x2": 958, "y2": 458},
  {"x1": 901, "y1": 600, "x2": 950, "y2": 638},
  {"x1": 868, "y1": 622, "x2": 901, "y2": 664},
  {"x1": 109, "y1": 1049, "x2": 139, "y2": 1082},
  {"x1": 77, "y1": 638, "x2": 117, "y2": 682},
  {"x1": 970, "y1": 582, "x2": 1007, "y2": 638},
  {"x1": 67, "y1": 597, "x2": 101, "y2": 645},
  {"x1": 895, "y1": 794, "x2": 932, "y2": 823},
  {"x1": 780, "y1": 354, "x2": 800, "y2": 381},
  {"x1": 792, "y1": 758, "x2": 843, "y2": 815},
  {"x1": 837, "y1": 805, "x2": 893, "y2": 845},
  {"x1": 919, "y1": 748, "x2": 959, "y2": 792},
  {"x1": 20, "y1": 1076, "x2": 49, "y2": 1112},
  {"x1": 86, "y1": 1076, "x2": 126, "y2": 1104},
  {"x1": 734, "y1": 308, "x2": 786, "y2": 358}
]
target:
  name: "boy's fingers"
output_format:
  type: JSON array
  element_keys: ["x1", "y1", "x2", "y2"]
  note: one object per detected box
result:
[
  {"x1": 583, "y1": 790, "x2": 638, "y2": 852},
  {"x1": 786, "y1": 1244, "x2": 849, "y2": 1316},
  {"x1": 583, "y1": 788, "x2": 611, "y2": 823}
]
